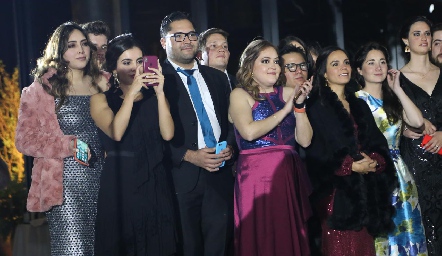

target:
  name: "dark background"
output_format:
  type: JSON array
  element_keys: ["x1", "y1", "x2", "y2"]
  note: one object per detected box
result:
[
  {"x1": 1, "y1": 0, "x2": 441, "y2": 190},
  {"x1": 1, "y1": 0, "x2": 442, "y2": 85}
]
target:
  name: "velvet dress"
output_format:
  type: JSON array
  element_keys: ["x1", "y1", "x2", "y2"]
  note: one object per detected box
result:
[
  {"x1": 399, "y1": 73, "x2": 442, "y2": 255},
  {"x1": 357, "y1": 90, "x2": 427, "y2": 256},
  {"x1": 233, "y1": 86, "x2": 312, "y2": 256}
]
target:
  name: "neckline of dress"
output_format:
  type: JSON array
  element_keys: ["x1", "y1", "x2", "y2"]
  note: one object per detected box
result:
[{"x1": 259, "y1": 87, "x2": 277, "y2": 95}]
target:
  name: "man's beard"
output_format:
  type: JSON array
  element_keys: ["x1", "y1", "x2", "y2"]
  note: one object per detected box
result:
[{"x1": 431, "y1": 55, "x2": 442, "y2": 68}]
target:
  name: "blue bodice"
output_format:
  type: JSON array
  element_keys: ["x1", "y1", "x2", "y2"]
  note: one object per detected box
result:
[{"x1": 235, "y1": 87, "x2": 296, "y2": 150}]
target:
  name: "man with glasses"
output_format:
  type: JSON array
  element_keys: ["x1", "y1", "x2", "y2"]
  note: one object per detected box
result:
[
  {"x1": 160, "y1": 11, "x2": 236, "y2": 256},
  {"x1": 279, "y1": 45, "x2": 313, "y2": 90},
  {"x1": 198, "y1": 28, "x2": 236, "y2": 90}
]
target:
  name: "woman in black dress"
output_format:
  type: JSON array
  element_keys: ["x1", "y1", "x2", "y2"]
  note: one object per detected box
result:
[
  {"x1": 90, "y1": 33, "x2": 176, "y2": 255},
  {"x1": 399, "y1": 16, "x2": 442, "y2": 255}
]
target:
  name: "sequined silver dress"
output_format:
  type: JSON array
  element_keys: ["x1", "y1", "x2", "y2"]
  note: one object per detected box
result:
[{"x1": 46, "y1": 96, "x2": 104, "y2": 255}]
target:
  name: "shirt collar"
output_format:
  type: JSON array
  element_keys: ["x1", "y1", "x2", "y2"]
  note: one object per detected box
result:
[{"x1": 168, "y1": 58, "x2": 199, "y2": 71}]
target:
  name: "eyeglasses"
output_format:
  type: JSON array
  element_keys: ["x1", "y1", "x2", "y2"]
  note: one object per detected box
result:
[
  {"x1": 284, "y1": 62, "x2": 308, "y2": 72},
  {"x1": 165, "y1": 32, "x2": 199, "y2": 42}
]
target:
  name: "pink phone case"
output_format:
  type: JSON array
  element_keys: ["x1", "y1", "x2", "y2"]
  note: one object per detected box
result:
[{"x1": 143, "y1": 56, "x2": 159, "y2": 86}]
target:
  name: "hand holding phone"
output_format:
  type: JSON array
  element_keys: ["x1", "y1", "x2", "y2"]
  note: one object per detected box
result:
[
  {"x1": 143, "y1": 56, "x2": 159, "y2": 86},
  {"x1": 215, "y1": 141, "x2": 227, "y2": 167},
  {"x1": 74, "y1": 139, "x2": 89, "y2": 166},
  {"x1": 421, "y1": 134, "x2": 442, "y2": 154}
]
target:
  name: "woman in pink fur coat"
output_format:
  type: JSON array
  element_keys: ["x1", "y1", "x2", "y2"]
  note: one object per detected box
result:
[{"x1": 15, "y1": 21, "x2": 109, "y2": 255}]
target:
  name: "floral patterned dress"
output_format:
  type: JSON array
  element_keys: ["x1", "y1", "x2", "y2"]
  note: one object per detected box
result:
[{"x1": 356, "y1": 90, "x2": 427, "y2": 256}]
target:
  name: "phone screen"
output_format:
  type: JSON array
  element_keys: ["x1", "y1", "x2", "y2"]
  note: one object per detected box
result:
[
  {"x1": 75, "y1": 139, "x2": 89, "y2": 166},
  {"x1": 143, "y1": 56, "x2": 159, "y2": 86},
  {"x1": 215, "y1": 141, "x2": 227, "y2": 167}
]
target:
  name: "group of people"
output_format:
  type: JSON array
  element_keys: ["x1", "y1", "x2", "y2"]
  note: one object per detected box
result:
[{"x1": 13, "y1": 10, "x2": 442, "y2": 256}]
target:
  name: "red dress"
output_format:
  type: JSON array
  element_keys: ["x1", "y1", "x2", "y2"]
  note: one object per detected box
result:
[{"x1": 234, "y1": 87, "x2": 312, "y2": 256}]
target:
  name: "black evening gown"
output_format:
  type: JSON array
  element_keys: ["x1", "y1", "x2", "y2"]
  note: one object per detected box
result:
[
  {"x1": 94, "y1": 89, "x2": 176, "y2": 256},
  {"x1": 399, "y1": 72, "x2": 442, "y2": 256}
]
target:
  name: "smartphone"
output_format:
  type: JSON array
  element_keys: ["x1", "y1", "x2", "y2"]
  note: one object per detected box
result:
[
  {"x1": 421, "y1": 134, "x2": 442, "y2": 154},
  {"x1": 143, "y1": 56, "x2": 159, "y2": 86},
  {"x1": 215, "y1": 141, "x2": 227, "y2": 167},
  {"x1": 74, "y1": 139, "x2": 89, "y2": 166}
]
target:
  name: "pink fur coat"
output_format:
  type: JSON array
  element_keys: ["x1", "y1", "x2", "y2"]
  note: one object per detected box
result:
[{"x1": 15, "y1": 68, "x2": 75, "y2": 212}]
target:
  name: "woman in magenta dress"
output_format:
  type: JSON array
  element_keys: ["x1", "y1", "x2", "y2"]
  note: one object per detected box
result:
[
  {"x1": 229, "y1": 39, "x2": 313, "y2": 256},
  {"x1": 305, "y1": 46, "x2": 397, "y2": 255}
]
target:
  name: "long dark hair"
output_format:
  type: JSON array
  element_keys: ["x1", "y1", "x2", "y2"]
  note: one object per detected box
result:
[
  {"x1": 32, "y1": 21, "x2": 101, "y2": 110},
  {"x1": 105, "y1": 33, "x2": 145, "y2": 92},
  {"x1": 312, "y1": 46, "x2": 353, "y2": 102},
  {"x1": 237, "y1": 39, "x2": 284, "y2": 101},
  {"x1": 399, "y1": 16, "x2": 433, "y2": 60},
  {"x1": 353, "y1": 42, "x2": 402, "y2": 125}
]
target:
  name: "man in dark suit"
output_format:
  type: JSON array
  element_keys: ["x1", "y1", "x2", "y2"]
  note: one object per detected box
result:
[
  {"x1": 198, "y1": 28, "x2": 236, "y2": 90},
  {"x1": 160, "y1": 11, "x2": 236, "y2": 256}
]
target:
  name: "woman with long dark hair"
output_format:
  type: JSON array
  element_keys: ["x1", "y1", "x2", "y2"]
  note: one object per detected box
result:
[
  {"x1": 354, "y1": 42, "x2": 427, "y2": 255},
  {"x1": 399, "y1": 16, "x2": 442, "y2": 255},
  {"x1": 90, "y1": 33, "x2": 176, "y2": 255},
  {"x1": 305, "y1": 46, "x2": 397, "y2": 255},
  {"x1": 16, "y1": 21, "x2": 108, "y2": 255}
]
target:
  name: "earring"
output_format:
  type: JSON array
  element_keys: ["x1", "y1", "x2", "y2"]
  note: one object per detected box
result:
[
  {"x1": 251, "y1": 72, "x2": 254, "y2": 78},
  {"x1": 113, "y1": 72, "x2": 120, "y2": 87},
  {"x1": 325, "y1": 77, "x2": 329, "y2": 87},
  {"x1": 405, "y1": 45, "x2": 410, "y2": 53}
]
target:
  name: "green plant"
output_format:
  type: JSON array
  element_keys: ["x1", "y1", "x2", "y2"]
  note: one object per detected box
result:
[{"x1": 0, "y1": 177, "x2": 26, "y2": 239}]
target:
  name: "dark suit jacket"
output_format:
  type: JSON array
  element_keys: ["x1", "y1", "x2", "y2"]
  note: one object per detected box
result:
[{"x1": 162, "y1": 59, "x2": 236, "y2": 194}]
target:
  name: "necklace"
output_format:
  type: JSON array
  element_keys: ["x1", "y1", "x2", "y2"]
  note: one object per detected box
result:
[{"x1": 406, "y1": 65, "x2": 436, "y2": 79}]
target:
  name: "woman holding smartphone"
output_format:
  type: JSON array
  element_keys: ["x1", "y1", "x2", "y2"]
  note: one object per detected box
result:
[
  {"x1": 229, "y1": 39, "x2": 313, "y2": 256},
  {"x1": 90, "y1": 33, "x2": 176, "y2": 255},
  {"x1": 15, "y1": 22, "x2": 108, "y2": 255}
]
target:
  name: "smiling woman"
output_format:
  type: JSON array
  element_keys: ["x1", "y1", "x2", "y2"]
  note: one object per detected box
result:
[
  {"x1": 305, "y1": 46, "x2": 397, "y2": 256},
  {"x1": 230, "y1": 39, "x2": 313, "y2": 256},
  {"x1": 354, "y1": 42, "x2": 427, "y2": 255}
]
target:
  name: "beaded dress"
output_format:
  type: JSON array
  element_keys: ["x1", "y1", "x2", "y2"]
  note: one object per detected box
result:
[
  {"x1": 356, "y1": 90, "x2": 427, "y2": 256},
  {"x1": 399, "y1": 73, "x2": 442, "y2": 255},
  {"x1": 233, "y1": 87, "x2": 312, "y2": 256},
  {"x1": 46, "y1": 96, "x2": 104, "y2": 255}
]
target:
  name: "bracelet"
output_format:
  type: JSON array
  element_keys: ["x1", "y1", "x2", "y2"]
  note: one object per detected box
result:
[
  {"x1": 294, "y1": 107, "x2": 306, "y2": 113},
  {"x1": 294, "y1": 102, "x2": 305, "y2": 109}
]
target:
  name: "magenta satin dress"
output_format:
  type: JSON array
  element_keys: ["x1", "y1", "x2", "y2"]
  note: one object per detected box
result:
[{"x1": 234, "y1": 87, "x2": 312, "y2": 256}]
